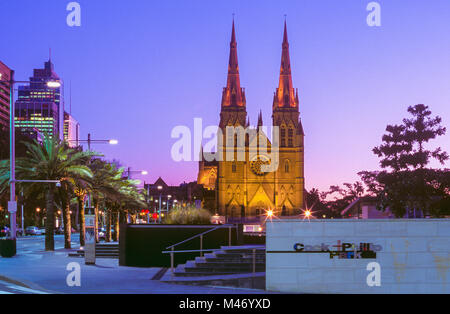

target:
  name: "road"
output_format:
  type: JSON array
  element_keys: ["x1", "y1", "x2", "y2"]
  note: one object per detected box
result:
[
  {"x1": 16, "y1": 234, "x2": 80, "y2": 254},
  {"x1": 0, "y1": 279, "x2": 50, "y2": 294},
  {"x1": 0, "y1": 234, "x2": 81, "y2": 294}
]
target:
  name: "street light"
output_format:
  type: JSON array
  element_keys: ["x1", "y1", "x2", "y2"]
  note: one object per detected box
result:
[
  {"x1": 68, "y1": 133, "x2": 118, "y2": 150},
  {"x1": 158, "y1": 185, "x2": 163, "y2": 224},
  {"x1": 0, "y1": 76, "x2": 61, "y2": 243},
  {"x1": 69, "y1": 134, "x2": 118, "y2": 218},
  {"x1": 124, "y1": 168, "x2": 148, "y2": 179}
]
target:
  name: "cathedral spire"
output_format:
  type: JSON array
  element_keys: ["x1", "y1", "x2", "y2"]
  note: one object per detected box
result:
[
  {"x1": 258, "y1": 110, "x2": 263, "y2": 127},
  {"x1": 221, "y1": 18, "x2": 246, "y2": 108},
  {"x1": 273, "y1": 20, "x2": 298, "y2": 110}
]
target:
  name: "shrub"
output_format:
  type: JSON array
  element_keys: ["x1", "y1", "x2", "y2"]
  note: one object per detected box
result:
[{"x1": 165, "y1": 206, "x2": 211, "y2": 225}]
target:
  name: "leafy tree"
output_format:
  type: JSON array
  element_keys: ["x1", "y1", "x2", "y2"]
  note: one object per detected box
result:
[{"x1": 360, "y1": 104, "x2": 449, "y2": 217}]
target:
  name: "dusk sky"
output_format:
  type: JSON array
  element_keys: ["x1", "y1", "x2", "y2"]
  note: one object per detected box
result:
[{"x1": 2, "y1": 0, "x2": 449, "y2": 192}]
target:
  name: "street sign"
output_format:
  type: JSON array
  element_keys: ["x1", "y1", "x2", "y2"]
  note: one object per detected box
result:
[
  {"x1": 8, "y1": 201, "x2": 17, "y2": 214},
  {"x1": 84, "y1": 208, "x2": 96, "y2": 265},
  {"x1": 85, "y1": 214, "x2": 96, "y2": 243}
]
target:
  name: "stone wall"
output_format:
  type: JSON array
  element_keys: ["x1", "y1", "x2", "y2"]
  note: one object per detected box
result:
[{"x1": 266, "y1": 219, "x2": 450, "y2": 293}]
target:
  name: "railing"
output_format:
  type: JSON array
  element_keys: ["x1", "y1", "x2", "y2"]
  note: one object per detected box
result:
[
  {"x1": 163, "y1": 224, "x2": 237, "y2": 275},
  {"x1": 162, "y1": 246, "x2": 262, "y2": 277}
]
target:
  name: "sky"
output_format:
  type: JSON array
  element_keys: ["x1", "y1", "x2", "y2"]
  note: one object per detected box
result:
[{"x1": 1, "y1": 0, "x2": 450, "y2": 192}]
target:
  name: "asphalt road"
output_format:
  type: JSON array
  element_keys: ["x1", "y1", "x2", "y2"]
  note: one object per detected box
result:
[
  {"x1": 0, "y1": 279, "x2": 50, "y2": 294},
  {"x1": 16, "y1": 233, "x2": 81, "y2": 254},
  {"x1": 0, "y1": 234, "x2": 81, "y2": 294}
]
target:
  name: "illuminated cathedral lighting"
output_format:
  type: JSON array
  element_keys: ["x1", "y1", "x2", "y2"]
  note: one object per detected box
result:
[{"x1": 197, "y1": 19, "x2": 306, "y2": 219}]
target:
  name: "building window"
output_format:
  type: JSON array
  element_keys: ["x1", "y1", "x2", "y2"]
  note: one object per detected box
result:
[
  {"x1": 288, "y1": 128, "x2": 294, "y2": 147},
  {"x1": 232, "y1": 162, "x2": 237, "y2": 173},
  {"x1": 284, "y1": 160, "x2": 290, "y2": 173},
  {"x1": 281, "y1": 127, "x2": 286, "y2": 147}
]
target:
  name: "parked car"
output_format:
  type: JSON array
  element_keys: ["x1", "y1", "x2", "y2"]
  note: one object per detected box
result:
[
  {"x1": 0, "y1": 225, "x2": 23, "y2": 237},
  {"x1": 0, "y1": 226, "x2": 9, "y2": 238},
  {"x1": 25, "y1": 226, "x2": 44, "y2": 236},
  {"x1": 98, "y1": 228, "x2": 116, "y2": 241},
  {"x1": 55, "y1": 226, "x2": 76, "y2": 235}
]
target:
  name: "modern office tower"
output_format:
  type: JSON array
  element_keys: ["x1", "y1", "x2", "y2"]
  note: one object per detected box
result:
[
  {"x1": 14, "y1": 59, "x2": 63, "y2": 139},
  {"x1": 64, "y1": 111, "x2": 80, "y2": 147},
  {"x1": 0, "y1": 61, "x2": 13, "y2": 130}
]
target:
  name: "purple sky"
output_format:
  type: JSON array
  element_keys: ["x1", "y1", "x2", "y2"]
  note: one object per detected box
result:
[{"x1": 2, "y1": 0, "x2": 449, "y2": 192}]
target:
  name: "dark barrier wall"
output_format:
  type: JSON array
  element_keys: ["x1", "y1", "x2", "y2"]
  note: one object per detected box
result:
[{"x1": 119, "y1": 224, "x2": 243, "y2": 267}]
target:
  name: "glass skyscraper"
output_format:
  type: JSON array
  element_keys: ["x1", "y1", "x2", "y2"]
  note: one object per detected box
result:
[
  {"x1": 0, "y1": 61, "x2": 13, "y2": 130},
  {"x1": 15, "y1": 59, "x2": 63, "y2": 139}
]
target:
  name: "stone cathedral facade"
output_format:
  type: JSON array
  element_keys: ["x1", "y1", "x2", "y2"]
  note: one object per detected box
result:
[{"x1": 198, "y1": 20, "x2": 305, "y2": 218}]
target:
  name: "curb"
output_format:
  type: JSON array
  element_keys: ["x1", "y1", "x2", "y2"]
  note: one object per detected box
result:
[{"x1": 0, "y1": 274, "x2": 60, "y2": 294}]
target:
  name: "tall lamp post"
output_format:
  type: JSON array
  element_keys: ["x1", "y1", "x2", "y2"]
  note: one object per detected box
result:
[
  {"x1": 68, "y1": 134, "x2": 118, "y2": 239},
  {"x1": 1, "y1": 76, "x2": 61, "y2": 242},
  {"x1": 69, "y1": 133, "x2": 119, "y2": 151},
  {"x1": 158, "y1": 185, "x2": 163, "y2": 224},
  {"x1": 124, "y1": 168, "x2": 148, "y2": 180},
  {"x1": 123, "y1": 168, "x2": 147, "y2": 223}
]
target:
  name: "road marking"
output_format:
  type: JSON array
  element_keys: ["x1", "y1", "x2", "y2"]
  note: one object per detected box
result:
[{"x1": 5, "y1": 284, "x2": 49, "y2": 294}]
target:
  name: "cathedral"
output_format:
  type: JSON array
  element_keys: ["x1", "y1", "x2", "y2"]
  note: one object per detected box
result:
[{"x1": 197, "y1": 20, "x2": 305, "y2": 218}]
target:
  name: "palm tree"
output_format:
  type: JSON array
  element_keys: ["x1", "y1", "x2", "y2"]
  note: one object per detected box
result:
[
  {"x1": 2, "y1": 135, "x2": 95, "y2": 251},
  {"x1": 88, "y1": 159, "x2": 123, "y2": 242},
  {"x1": 74, "y1": 185, "x2": 88, "y2": 247}
]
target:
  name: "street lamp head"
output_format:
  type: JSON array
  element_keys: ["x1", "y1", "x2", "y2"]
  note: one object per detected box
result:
[
  {"x1": 46, "y1": 81, "x2": 61, "y2": 88},
  {"x1": 141, "y1": 171, "x2": 148, "y2": 175},
  {"x1": 158, "y1": 185, "x2": 163, "y2": 190},
  {"x1": 109, "y1": 139, "x2": 119, "y2": 145}
]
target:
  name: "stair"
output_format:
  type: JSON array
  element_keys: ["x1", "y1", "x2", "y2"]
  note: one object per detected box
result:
[
  {"x1": 68, "y1": 243, "x2": 119, "y2": 259},
  {"x1": 161, "y1": 245, "x2": 266, "y2": 289},
  {"x1": 173, "y1": 245, "x2": 266, "y2": 277}
]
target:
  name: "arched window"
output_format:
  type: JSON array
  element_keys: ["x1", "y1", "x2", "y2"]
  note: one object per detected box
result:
[
  {"x1": 284, "y1": 160, "x2": 290, "y2": 173},
  {"x1": 280, "y1": 127, "x2": 286, "y2": 147},
  {"x1": 288, "y1": 127, "x2": 294, "y2": 147},
  {"x1": 227, "y1": 128, "x2": 234, "y2": 147}
]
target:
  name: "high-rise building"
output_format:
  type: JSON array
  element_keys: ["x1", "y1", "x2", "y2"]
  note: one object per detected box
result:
[
  {"x1": 198, "y1": 21, "x2": 305, "y2": 218},
  {"x1": 14, "y1": 59, "x2": 63, "y2": 139},
  {"x1": 64, "y1": 111, "x2": 80, "y2": 147},
  {"x1": 0, "y1": 61, "x2": 13, "y2": 130}
]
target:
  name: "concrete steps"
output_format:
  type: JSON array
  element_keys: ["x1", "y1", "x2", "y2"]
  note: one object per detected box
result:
[
  {"x1": 161, "y1": 245, "x2": 266, "y2": 289},
  {"x1": 68, "y1": 243, "x2": 119, "y2": 259},
  {"x1": 171, "y1": 245, "x2": 266, "y2": 277}
]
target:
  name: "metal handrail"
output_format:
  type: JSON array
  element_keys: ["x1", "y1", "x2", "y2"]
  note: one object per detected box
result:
[
  {"x1": 162, "y1": 249, "x2": 220, "y2": 254},
  {"x1": 162, "y1": 246, "x2": 265, "y2": 254},
  {"x1": 165, "y1": 224, "x2": 235, "y2": 250},
  {"x1": 163, "y1": 246, "x2": 265, "y2": 277}
]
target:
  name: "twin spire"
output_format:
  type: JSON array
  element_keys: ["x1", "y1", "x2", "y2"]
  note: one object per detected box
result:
[
  {"x1": 274, "y1": 21, "x2": 299, "y2": 110},
  {"x1": 221, "y1": 19, "x2": 298, "y2": 111},
  {"x1": 221, "y1": 19, "x2": 246, "y2": 108}
]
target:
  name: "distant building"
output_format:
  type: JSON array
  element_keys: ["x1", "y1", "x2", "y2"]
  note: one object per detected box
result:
[
  {"x1": 144, "y1": 177, "x2": 203, "y2": 211},
  {"x1": 14, "y1": 59, "x2": 62, "y2": 139},
  {"x1": 0, "y1": 61, "x2": 13, "y2": 129},
  {"x1": 340, "y1": 196, "x2": 426, "y2": 219},
  {"x1": 64, "y1": 111, "x2": 80, "y2": 147}
]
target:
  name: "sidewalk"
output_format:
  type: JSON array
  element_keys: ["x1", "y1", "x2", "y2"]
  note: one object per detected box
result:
[{"x1": 0, "y1": 250, "x2": 268, "y2": 294}]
